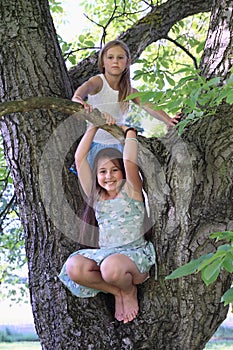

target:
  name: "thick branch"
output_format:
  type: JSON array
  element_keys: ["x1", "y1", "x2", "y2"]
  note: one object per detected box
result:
[{"x1": 0, "y1": 97, "x2": 124, "y2": 142}]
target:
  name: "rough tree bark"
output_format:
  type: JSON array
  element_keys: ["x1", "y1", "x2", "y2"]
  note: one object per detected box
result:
[{"x1": 0, "y1": 0, "x2": 232, "y2": 349}]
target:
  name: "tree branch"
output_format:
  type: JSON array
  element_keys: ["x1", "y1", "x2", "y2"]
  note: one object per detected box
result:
[
  {"x1": 0, "y1": 97, "x2": 124, "y2": 142},
  {"x1": 68, "y1": 0, "x2": 214, "y2": 89},
  {"x1": 165, "y1": 35, "x2": 198, "y2": 69}
]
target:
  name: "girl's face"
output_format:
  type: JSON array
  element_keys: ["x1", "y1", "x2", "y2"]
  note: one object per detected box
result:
[
  {"x1": 97, "y1": 157, "x2": 123, "y2": 194},
  {"x1": 102, "y1": 46, "x2": 129, "y2": 76}
]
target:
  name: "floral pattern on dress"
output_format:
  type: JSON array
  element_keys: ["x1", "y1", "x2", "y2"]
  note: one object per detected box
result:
[{"x1": 59, "y1": 189, "x2": 156, "y2": 298}]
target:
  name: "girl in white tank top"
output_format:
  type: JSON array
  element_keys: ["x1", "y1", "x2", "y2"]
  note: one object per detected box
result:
[{"x1": 71, "y1": 40, "x2": 181, "y2": 169}]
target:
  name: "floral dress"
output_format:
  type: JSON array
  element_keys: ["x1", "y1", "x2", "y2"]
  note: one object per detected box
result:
[{"x1": 58, "y1": 188, "x2": 156, "y2": 297}]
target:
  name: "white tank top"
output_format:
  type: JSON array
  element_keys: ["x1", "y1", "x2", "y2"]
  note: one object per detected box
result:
[{"x1": 88, "y1": 74, "x2": 125, "y2": 144}]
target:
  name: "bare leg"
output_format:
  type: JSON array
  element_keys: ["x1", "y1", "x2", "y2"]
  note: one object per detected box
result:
[
  {"x1": 66, "y1": 254, "x2": 149, "y2": 323},
  {"x1": 65, "y1": 255, "x2": 123, "y2": 321},
  {"x1": 100, "y1": 254, "x2": 148, "y2": 323}
]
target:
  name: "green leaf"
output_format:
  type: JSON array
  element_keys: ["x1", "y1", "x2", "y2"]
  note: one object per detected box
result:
[
  {"x1": 166, "y1": 75, "x2": 176, "y2": 86},
  {"x1": 217, "y1": 244, "x2": 232, "y2": 252},
  {"x1": 201, "y1": 258, "x2": 223, "y2": 285},
  {"x1": 222, "y1": 254, "x2": 233, "y2": 273},
  {"x1": 210, "y1": 231, "x2": 233, "y2": 242},
  {"x1": 196, "y1": 41, "x2": 205, "y2": 54},
  {"x1": 165, "y1": 254, "x2": 212, "y2": 280},
  {"x1": 79, "y1": 35, "x2": 85, "y2": 43},
  {"x1": 196, "y1": 247, "x2": 229, "y2": 272},
  {"x1": 226, "y1": 91, "x2": 233, "y2": 104},
  {"x1": 221, "y1": 287, "x2": 233, "y2": 306},
  {"x1": 85, "y1": 40, "x2": 95, "y2": 46},
  {"x1": 206, "y1": 77, "x2": 221, "y2": 86},
  {"x1": 177, "y1": 120, "x2": 189, "y2": 135}
]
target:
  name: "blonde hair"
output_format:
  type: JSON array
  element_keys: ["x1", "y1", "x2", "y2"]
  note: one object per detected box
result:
[{"x1": 98, "y1": 40, "x2": 131, "y2": 111}]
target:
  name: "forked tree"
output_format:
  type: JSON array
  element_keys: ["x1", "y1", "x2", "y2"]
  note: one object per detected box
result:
[{"x1": 0, "y1": 0, "x2": 233, "y2": 349}]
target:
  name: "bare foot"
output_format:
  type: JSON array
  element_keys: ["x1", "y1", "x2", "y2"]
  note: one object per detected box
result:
[
  {"x1": 133, "y1": 271, "x2": 149, "y2": 285},
  {"x1": 121, "y1": 285, "x2": 139, "y2": 324},
  {"x1": 114, "y1": 293, "x2": 124, "y2": 321}
]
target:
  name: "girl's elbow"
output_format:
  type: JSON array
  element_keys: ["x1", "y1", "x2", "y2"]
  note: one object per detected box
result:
[{"x1": 74, "y1": 154, "x2": 82, "y2": 170}]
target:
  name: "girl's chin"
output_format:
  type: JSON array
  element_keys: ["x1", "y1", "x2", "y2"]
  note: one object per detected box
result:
[{"x1": 105, "y1": 186, "x2": 117, "y2": 191}]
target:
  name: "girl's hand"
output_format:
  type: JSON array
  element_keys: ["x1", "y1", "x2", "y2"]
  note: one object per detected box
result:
[
  {"x1": 166, "y1": 111, "x2": 182, "y2": 129},
  {"x1": 82, "y1": 101, "x2": 93, "y2": 113},
  {"x1": 121, "y1": 125, "x2": 129, "y2": 133},
  {"x1": 102, "y1": 112, "x2": 116, "y2": 125},
  {"x1": 72, "y1": 95, "x2": 93, "y2": 113},
  {"x1": 173, "y1": 111, "x2": 182, "y2": 123}
]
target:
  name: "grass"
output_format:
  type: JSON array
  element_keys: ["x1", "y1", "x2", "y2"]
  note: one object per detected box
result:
[
  {"x1": 0, "y1": 325, "x2": 232, "y2": 349},
  {"x1": 0, "y1": 342, "x2": 41, "y2": 350},
  {"x1": 204, "y1": 340, "x2": 233, "y2": 349}
]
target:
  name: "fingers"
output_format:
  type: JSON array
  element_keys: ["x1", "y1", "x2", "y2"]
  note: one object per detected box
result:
[
  {"x1": 83, "y1": 102, "x2": 93, "y2": 113},
  {"x1": 166, "y1": 111, "x2": 183, "y2": 129},
  {"x1": 170, "y1": 118, "x2": 180, "y2": 126},
  {"x1": 174, "y1": 111, "x2": 183, "y2": 122},
  {"x1": 102, "y1": 112, "x2": 116, "y2": 125},
  {"x1": 82, "y1": 105, "x2": 115, "y2": 126}
]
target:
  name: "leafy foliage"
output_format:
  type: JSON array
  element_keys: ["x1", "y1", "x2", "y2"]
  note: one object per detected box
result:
[
  {"x1": 0, "y1": 135, "x2": 26, "y2": 301},
  {"x1": 165, "y1": 231, "x2": 233, "y2": 306},
  {"x1": 49, "y1": 0, "x2": 64, "y2": 14},
  {"x1": 127, "y1": 67, "x2": 233, "y2": 134}
]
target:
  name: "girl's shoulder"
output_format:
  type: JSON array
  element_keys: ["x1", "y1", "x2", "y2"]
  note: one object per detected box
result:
[
  {"x1": 131, "y1": 87, "x2": 140, "y2": 105},
  {"x1": 122, "y1": 182, "x2": 143, "y2": 202},
  {"x1": 87, "y1": 75, "x2": 103, "y2": 95},
  {"x1": 131, "y1": 87, "x2": 138, "y2": 93}
]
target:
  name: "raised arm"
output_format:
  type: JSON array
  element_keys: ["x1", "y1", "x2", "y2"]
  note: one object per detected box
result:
[
  {"x1": 75, "y1": 113, "x2": 116, "y2": 196},
  {"x1": 74, "y1": 125, "x2": 98, "y2": 196},
  {"x1": 132, "y1": 87, "x2": 180, "y2": 127},
  {"x1": 123, "y1": 127, "x2": 143, "y2": 200}
]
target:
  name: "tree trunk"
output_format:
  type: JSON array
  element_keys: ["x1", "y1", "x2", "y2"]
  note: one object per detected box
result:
[
  {"x1": 0, "y1": 0, "x2": 232, "y2": 349},
  {"x1": 200, "y1": 0, "x2": 233, "y2": 80}
]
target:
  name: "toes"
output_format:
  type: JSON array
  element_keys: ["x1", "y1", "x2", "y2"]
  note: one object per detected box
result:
[
  {"x1": 115, "y1": 312, "x2": 124, "y2": 321},
  {"x1": 123, "y1": 309, "x2": 138, "y2": 323}
]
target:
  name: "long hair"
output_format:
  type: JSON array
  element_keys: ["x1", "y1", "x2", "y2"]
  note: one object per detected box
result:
[
  {"x1": 80, "y1": 148, "x2": 153, "y2": 247},
  {"x1": 80, "y1": 148, "x2": 125, "y2": 248},
  {"x1": 98, "y1": 40, "x2": 131, "y2": 111}
]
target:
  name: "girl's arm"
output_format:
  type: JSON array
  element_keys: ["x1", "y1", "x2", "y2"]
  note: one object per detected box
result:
[
  {"x1": 75, "y1": 115, "x2": 116, "y2": 196},
  {"x1": 75, "y1": 125, "x2": 98, "y2": 196},
  {"x1": 72, "y1": 76, "x2": 103, "y2": 112},
  {"x1": 123, "y1": 127, "x2": 143, "y2": 200},
  {"x1": 132, "y1": 88, "x2": 180, "y2": 127}
]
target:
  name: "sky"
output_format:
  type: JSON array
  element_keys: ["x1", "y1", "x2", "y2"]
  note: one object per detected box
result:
[{"x1": 55, "y1": 0, "x2": 90, "y2": 42}]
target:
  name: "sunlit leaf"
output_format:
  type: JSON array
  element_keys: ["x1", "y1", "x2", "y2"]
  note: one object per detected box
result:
[
  {"x1": 165, "y1": 254, "x2": 212, "y2": 280},
  {"x1": 222, "y1": 254, "x2": 233, "y2": 273},
  {"x1": 221, "y1": 287, "x2": 233, "y2": 306},
  {"x1": 201, "y1": 259, "x2": 222, "y2": 286}
]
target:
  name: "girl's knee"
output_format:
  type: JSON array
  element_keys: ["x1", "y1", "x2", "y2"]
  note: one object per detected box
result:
[
  {"x1": 100, "y1": 256, "x2": 122, "y2": 282},
  {"x1": 66, "y1": 256, "x2": 79, "y2": 280},
  {"x1": 66, "y1": 255, "x2": 98, "y2": 280},
  {"x1": 66, "y1": 255, "x2": 87, "y2": 280}
]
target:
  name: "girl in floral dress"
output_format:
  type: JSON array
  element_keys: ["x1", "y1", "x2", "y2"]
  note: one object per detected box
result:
[{"x1": 59, "y1": 119, "x2": 156, "y2": 324}]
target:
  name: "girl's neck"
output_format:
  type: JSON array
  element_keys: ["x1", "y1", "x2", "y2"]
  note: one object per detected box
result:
[
  {"x1": 104, "y1": 73, "x2": 120, "y2": 91},
  {"x1": 103, "y1": 191, "x2": 118, "y2": 200},
  {"x1": 100, "y1": 189, "x2": 123, "y2": 201}
]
